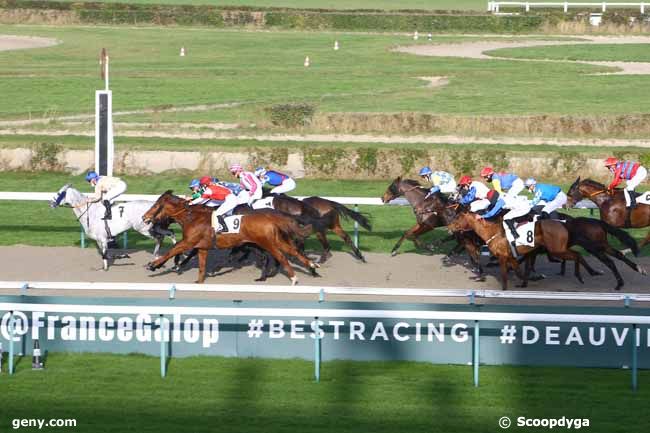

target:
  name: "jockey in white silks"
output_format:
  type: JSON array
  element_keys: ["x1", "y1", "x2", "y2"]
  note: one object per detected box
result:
[
  {"x1": 83, "y1": 171, "x2": 127, "y2": 221},
  {"x1": 456, "y1": 175, "x2": 491, "y2": 213}
]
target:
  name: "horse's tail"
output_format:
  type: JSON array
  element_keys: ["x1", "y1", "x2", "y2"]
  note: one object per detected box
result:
[
  {"x1": 324, "y1": 199, "x2": 372, "y2": 231},
  {"x1": 600, "y1": 220, "x2": 640, "y2": 256}
]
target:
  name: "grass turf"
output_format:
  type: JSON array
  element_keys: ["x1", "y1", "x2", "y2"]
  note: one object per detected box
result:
[
  {"x1": 0, "y1": 352, "x2": 648, "y2": 433},
  {"x1": 1, "y1": 25, "x2": 649, "y2": 124},
  {"x1": 487, "y1": 43, "x2": 650, "y2": 62},
  {"x1": 0, "y1": 171, "x2": 647, "y2": 255}
]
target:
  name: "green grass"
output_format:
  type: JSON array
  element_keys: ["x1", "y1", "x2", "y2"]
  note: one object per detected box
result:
[
  {"x1": 4, "y1": 134, "x2": 650, "y2": 153},
  {"x1": 0, "y1": 352, "x2": 648, "y2": 433},
  {"x1": 487, "y1": 44, "x2": 650, "y2": 62},
  {"x1": 0, "y1": 171, "x2": 647, "y2": 254},
  {"x1": 1, "y1": 25, "x2": 650, "y2": 123}
]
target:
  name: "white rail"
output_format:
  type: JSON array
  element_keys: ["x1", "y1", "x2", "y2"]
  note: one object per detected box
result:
[
  {"x1": 0, "y1": 191, "x2": 598, "y2": 208},
  {"x1": 488, "y1": 1, "x2": 647, "y2": 13},
  {"x1": 0, "y1": 281, "x2": 645, "y2": 303}
]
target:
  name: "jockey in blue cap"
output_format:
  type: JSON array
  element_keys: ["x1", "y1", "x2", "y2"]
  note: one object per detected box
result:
[
  {"x1": 419, "y1": 166, "x2": 456, "y2": 198},
  {"x1": 188, "y1": 178, "x2": 202, "y2": 200},
  {"x1": 83, "y1": 170, "x2": 127, "y2": 221},
  {"x1": 255, "y1": 167, "x2": 296, "y2": 195},
  {"x1": 525, "y1": 178, "x2": 567, "y2": 218}
]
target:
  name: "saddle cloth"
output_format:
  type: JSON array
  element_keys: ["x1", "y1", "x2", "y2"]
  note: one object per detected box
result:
[
  {"x1": 211, "y1": 213, "x2": 243, "y2": 233},
  {"x1": 637, "y1": 190, "x2": 650, "y2": 205},
  {"x1": 504, "y1": 215, "x2": 537, "y2": 247},
  {"x1": 252, "y1": 196, "x2": 275, "y2": 210}
]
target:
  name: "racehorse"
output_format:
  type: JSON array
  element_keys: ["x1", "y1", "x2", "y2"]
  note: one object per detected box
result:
[
  {"x1": 566, "y1": 177, "x2": 649, "y2": 248},
  {"x1": 142, "y1": 192, "x2": 320, "y2": 284},
  {"x1": 553, "y1": 215, "x2": 647, "y2": 290},
  {"x1": 448, "y1": 210, "x2": 593, "y2": 290},
  {"x1": 49, "y1": 184, "x2": 176, "y2": 271},
  {"x1": 256, "y1": 193, "x2": 371, "y2": 263}
]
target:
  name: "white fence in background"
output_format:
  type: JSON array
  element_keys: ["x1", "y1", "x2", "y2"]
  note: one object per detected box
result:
[{"x1": 488, "y1": 1, "x2": 648, "y2": 13}]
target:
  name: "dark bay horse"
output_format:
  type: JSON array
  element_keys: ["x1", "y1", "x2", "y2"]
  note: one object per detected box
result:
[
  {"x1": 143, "y1": 192, "x2": 319, "y2": 284},
  {"x1": 266, "y1": 193, "x2": 371, "y2": 263},
  {"x1": 381, "y1": 177, "x2": 485, "y2": 279},
  {"x1": 448, "y1": 210, "x2": 592, "y2": 290},
  {"x1": 567, "y1": 177, "x2": 649, "y2": 248}
]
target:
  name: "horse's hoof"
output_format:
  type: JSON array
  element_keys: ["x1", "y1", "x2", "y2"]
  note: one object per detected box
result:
[
  {"x1": 290, "y1": 276, "x2": 298, "y2": 286},
  {"x1": 145, "y1": 263, "x2": 157, "y2": 272},
  {"x1": 470, "y1": 275, "x2": 486, "y2": 282},
  {"x1": 311, "y1": 270, "x2": 321, "y2": 278},
  {"x1": 310, "y1": 262, "x2": 321, "y2": 269},
  {"x1": 390, "y1": 250, "x2": 398, "y2": 257},
  {"x1": 255, "y1": 277, "x2": 267, "y2": 282},
  {"x1": 529, "y1": 273, "x2": 546, "y2": 281},
  {"x1": 639, "y1": 266, "x2": 647, "y2": 276}
]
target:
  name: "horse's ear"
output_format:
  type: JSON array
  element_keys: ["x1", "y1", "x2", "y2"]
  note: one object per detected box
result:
[
  {"x1": 163, "y1": 189, "x2": 173, "y2": 196},
  {"x1": 396, "y1": 175, "x2": 402, "y2": 182}
]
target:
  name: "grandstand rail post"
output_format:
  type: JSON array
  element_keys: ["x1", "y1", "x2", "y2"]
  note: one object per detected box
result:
[
  {"x1": 122, "y1": 231, "x2": 128, "y2": 250},
  {"x1": 632, "y1": 324, "x2": 638, "y2": 391},
  {"x1": 473, "y1": 320, "x2": 480, "y2": 387},
  {"x1": 80, "y1": 227, "x2": 86, "y2": 248},
  {"x1": 160, "y1": 314, "x2": 167, "y2": 378},
  {"x1": 353, "y1": 204, "x2": 359, "y2": 248},
  {"x1": 314, "y1": 316, "x2": 321, "y2": 383},
  {"x1": 8, "y1": 312, "x2": 15, "y2": 375}
]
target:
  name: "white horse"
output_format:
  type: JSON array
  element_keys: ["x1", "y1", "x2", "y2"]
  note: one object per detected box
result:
[{"x1": 49, "y1": 184, "x2": 176, "y2": 270}]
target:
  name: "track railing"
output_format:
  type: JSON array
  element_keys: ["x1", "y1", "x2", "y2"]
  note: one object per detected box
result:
[{"x1": 488, "y1": 1, "x2": 648, "y2": 13}]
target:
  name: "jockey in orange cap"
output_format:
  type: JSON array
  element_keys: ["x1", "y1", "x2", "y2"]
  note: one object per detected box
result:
[{"x1": 457, "y1": 175, "x2": 491, "y2": 212}]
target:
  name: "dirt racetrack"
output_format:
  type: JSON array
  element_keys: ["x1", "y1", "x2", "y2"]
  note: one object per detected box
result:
[{"x1": 0, "y1": 246, "x2": 648, "y2": 303}]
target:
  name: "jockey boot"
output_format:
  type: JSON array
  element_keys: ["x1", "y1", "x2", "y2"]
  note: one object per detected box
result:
[
  {"x1": 217, "y1": 215, "x2": 229, "y2": 233},
  {"x1": 629, "y1": 192, "x2": 637, "y2": 209},
  {"x1": 102, "y1": 200, "x2": 112, "y2": 220},
  {"x1": 540, "y1": 212, "x2": 550, "y2": 220},
  {"x1": 505, "y1": 219, "x2": 519, "y2": 239}
]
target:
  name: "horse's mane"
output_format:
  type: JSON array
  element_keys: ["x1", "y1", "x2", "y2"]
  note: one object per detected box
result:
[
  {"x1": 581, "y1": 178, "x2": 606, "y2": 189},
  {"x1": 402, "y1": 178, "x2": 429, "y2": 192}
]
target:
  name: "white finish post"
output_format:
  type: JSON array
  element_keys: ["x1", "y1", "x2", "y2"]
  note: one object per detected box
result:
[
  {"x1": 641, "y1": 3, "x2": 645, "y2": 13},
  {"x1": 564, "y1": 2, "x2": 569, "y2": 12},
  {"x1": 602, "y1": 2, "x2": 606, "y2": 11},
  {"x1": 525, "y1": 2, "x2": 530, "y2": 12},
  {"x1": 495, "y1": 2, "x2": 500, "y2": 12}
]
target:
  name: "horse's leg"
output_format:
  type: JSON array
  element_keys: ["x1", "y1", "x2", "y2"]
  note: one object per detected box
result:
[
  {"x1": 605, "y1": 246, "x2": 647, "y2": 275},
  {"x1": 173, "y1": 248, "x2": 198, "y2": 273},
  {"x1": 196, "y1": 249, "x2": 208, "y2": 284},
  {"x1": 554, "y1": 250, "x2": 584, "y2": 284},
  {"x1": 391, "y1": 223, "x2": 432, "y2": 257},
  {"x1": 316, "y1": 230, "x2": 332, "y2": 263},
  {"x1": 265, "y1": 246, "x2": 298, "y2": 285},
  {"x1": 331, "y1": 223, "x2": 365, "y2": 262},
  {"x1": 517, "y1": 255, "x2": 532, "y2": 288},
  {"x1": 391, "y1": 223, "x2": 421, "y2": 257},
  {"x1": 276, "y1": 240, "x2": 321, "y2": 277},
  {"x1": 147, "y1": 238, "x2": 197, "y2": 271},
  {"x1": 96, "y1": 239, "x2": 109, "y2": 271},
  {"x1": 639, "y1": 231, "x2": 650, "y2": 250},
  {"x1": 591, "y1": 251, "x2": 625, "y2": 291},
  {"x1": 498, "y1": 257, "x2": 509, "y2": 290}
]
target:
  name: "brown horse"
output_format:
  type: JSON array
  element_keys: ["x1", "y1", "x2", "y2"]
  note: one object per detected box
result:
[
  {"x1": 567, "y1": 177, "x2": 649, "y2": 248},
  {"x1": 143, "y1": 192, "x2": 319, "y2": 284},
  {"x1": 448, "y1": 210, "x2": 590, "y2": 290},
  {"x1": 381, "y1": 177, "x2": 485, "y2": 279},
  {"x1": 262, "y1": 193, "x2": 370, "y2": 263}
]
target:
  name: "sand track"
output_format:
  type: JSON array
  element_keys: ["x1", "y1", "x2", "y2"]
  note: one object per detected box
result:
[{"x1": 0, "y1": 34, "x2": 59, "y2": 52}]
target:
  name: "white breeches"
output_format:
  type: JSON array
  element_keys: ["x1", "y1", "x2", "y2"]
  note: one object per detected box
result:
[
  {"x1": 103, "y1": 181, "x2": 127, "y2": 202},
  {"x1": 626, "y1": 166, "x2": 647, "y2": 191},
  {"x1": 470, "y1": 199, "x2": 490, "y2": 213},
  {"x1": 503, "y1": 178, "x2": 524, "y2": 202},
  {"x1": 214, "y1": 194, "x2": 238, "y2": 217},
  {"x1": 270, "y1": 178, "x2": 296, "y2": 194},
  {"x1": 541, "y1": 191, "x2": 567, "y2": 214}
]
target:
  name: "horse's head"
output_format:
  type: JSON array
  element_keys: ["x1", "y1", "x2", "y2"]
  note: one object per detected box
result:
[
  {"x1": 447, "y1": 210, "x2": 472, "y2": 234},
  {"x1": 143, "y1": 190, "x2": 178, "y2": 224},
  {"x1": 49, "y1": 184, "x2": 72, "y2": 208},
  {"x1": 566, "y1": 176, "x2": 582, "y2": 207},
  {"x1": 381, "y1": 176, "x2": 403, "y2": 203}
]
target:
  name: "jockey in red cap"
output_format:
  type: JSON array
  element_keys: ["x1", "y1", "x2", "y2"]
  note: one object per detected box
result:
[{"x1": 604, "y1": 157, "x2": 647, "y2": 208}]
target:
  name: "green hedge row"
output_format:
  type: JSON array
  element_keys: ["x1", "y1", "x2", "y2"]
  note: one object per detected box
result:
[
  {"x1": 265, "y1": 12, "x2": 543, "y2": 33},
  {"x1": 1, "y1": 0, "x2": 544, "y2": 32}
]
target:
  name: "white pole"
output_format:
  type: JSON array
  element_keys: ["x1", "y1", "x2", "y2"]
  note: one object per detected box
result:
[{"x1": 642, "y1": 4, "x2": 645, "y2": 14}]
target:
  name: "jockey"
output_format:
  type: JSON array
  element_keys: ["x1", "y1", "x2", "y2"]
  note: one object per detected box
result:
[
  {"x1": 525, "y1": 178, "x2": 567, "y2": 218},
  {"x1": 193, "y1": 176, "x2": 237, "y2": 232},
  {"x1": 457, "y1": 175, "x2": 491, "y2": 212},
  {"x1": 418, "y1": 166, "x2": 456, "y2": 197},
  {"x1": 478, "y1": 190, "x2": 532, "y2": 244},
  {"x1": 84, "y1": 171, "x2": 127, "y2": 221},
  {"x1": 604, "y1": 157, "x2": 648, "y2": 208},
  {"x1": 480, "y1": 167, "x2": 524, "y2": 202},
  {"x1": 255, "y1": 167, "x2": 296, "y2": 195},
  {"x1": 230, "y1": 163, "x2": 263, "y2": 205},
  {"x1": 188, "y1": 178, "x2": 202, "y2": 201}
]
